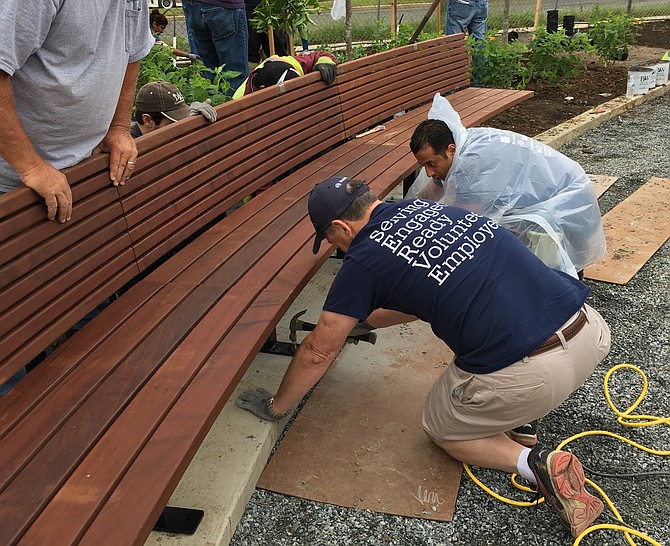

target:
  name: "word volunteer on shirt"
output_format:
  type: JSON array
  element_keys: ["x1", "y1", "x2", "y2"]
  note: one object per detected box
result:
[{"x1": 368, "y1": 199, "x2": 501, "y2": 285}]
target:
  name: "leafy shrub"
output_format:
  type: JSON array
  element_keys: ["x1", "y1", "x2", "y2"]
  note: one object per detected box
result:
[
  {"x1": 137, "y1": 46, "x2": 239, "y2": 106},
  {"x1": 587, "y1": 6, "x2": 639, "y2": 66},
  {"x1": 526, "y1": 27, "x2": 594, "y2": 88},
  {"x1": 466, "y1": 34, "x2": 530, "y2": 89},
  {"x1": 251, "y1": 0, "x2": 320, "y2": 38}
]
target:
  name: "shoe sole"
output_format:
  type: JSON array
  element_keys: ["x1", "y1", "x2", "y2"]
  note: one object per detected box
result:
[
  {"x1": 545, "y1": 451, "x2": 604, "y2": 537},
  {"x1": 507, "y1": 431, "x2": 538, "y2": 447}
]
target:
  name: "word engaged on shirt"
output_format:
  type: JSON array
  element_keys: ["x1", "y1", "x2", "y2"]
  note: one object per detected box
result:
[{"x1": 369, "y1": 199, "x2": 500, "y2": 285}]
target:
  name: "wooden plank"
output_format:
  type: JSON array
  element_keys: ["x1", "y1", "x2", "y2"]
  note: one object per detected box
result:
[
  {"x1": 0, "y1": 282, "x2": 213, "y2": 545},
  {"x1": 0, "y1": 252, "x2": 138, "y2": 385},
  {"x1": 0, "y1": 214, "x2": 127, "y2": 312},
  {"x1": 0, "y1": 186, "x2": 121, "y2": 270},
  {"x1": 16, "y1": 217, "x2": 321, "y2": 545},
  {"x1": 588, "y1": 174, "x2": 618, "y2": 198},
  {"x1": 121, "y1": 86, "x2": 342, "y2": 212},
  {"x1": 584, "y1": 177, "x2": 670, "y2": 284},
  {"x1": 0, "y1": 281, "x2": 166, "y2": 439},
  {"x1": 336, "y1": 34, "x2": 465, "y2": 77},
  {"x1": 76, "y1": 228, "x2": 324, "y2": 546}
]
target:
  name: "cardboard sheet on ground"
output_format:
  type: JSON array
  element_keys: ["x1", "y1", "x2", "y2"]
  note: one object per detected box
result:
[
  {"x1": 585, "y1": 177, "x2": 670, "y2": 284},
  {"x1": 588, "y1": 174, "x2": 619, "y2": 198},
  {"x1": 258, "y1": 321, "x2": 462, "y2": 521}
]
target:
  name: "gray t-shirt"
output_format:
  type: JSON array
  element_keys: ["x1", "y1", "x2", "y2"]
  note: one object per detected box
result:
[{"x1": 0, "y1": 0, "x2": 154, "y2": 193}]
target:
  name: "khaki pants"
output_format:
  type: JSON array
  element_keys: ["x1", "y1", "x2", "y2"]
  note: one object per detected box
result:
[{"x1": 422, "y1": 304, "x2": 611, "y2": 442}]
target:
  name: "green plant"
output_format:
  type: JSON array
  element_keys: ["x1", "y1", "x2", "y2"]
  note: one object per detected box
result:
[
  {"x1": 466, "y1": 34, "x2": 530, "y2": 89},
  {"x1": 137, "y1": 46, "x2": 239, "y2": 106},
  {"x1": 526, "y1": 27, "x2": 593, "y2": 88},
  {"x1": 252, "y1": 0, "x2": 321, "y2": 40},
  {"x1": 587, "y1": 6, "x2": 639, "y2": 66}
]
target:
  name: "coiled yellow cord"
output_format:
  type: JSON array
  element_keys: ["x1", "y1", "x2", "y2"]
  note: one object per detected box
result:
[{"x1": 464, "y1": 363, "x2": 669, "y2": 545}]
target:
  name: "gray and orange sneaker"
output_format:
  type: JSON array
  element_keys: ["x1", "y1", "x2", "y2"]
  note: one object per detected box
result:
[{"x1": 528, "y1": 447, "x2": 603, "y2": 537}]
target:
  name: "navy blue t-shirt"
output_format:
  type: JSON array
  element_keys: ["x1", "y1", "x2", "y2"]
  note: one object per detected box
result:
[{"x1": 323, "y1": 199, "x2": 589, "y2": 374}]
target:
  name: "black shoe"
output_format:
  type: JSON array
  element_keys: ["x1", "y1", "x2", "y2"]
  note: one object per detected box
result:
[
  {"x1": 527, "y1": 447, "x2": 603, "y2": 537},
  {"x1": 507, "y1": 420, "x2": 538, "y2": 447}
]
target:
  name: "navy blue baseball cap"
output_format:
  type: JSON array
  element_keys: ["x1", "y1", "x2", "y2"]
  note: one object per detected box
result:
[{"x1": 308, "y1": 177, "x2": 370, "y2": 254}]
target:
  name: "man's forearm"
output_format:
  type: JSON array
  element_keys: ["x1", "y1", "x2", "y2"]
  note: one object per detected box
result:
[
  {"x1": 366, "y1": 309, "x2": 418, "y2": 329},
  {"x1": 272, "y1": 337, "x2": 336, "y2": 414},
  {"x1": 109, "y1": 61, "x2": 140, "y2": 130},
  {"x1": 0, "y1": 72, "x2": 46, "y2": 176}
]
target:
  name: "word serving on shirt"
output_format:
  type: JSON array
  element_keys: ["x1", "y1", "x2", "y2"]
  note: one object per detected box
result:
[{"x1": 369, "y1": 199, "x2": 500, "y2": 285}]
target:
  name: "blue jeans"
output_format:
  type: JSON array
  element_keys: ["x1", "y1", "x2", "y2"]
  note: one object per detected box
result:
[
  {"x1": 446, "y1": 0, "x2": 488, "y2": 40},
  {"x1": 182, "y1": 0, "x2": 249, "y2": 94},
  {"x1": 182, "y1": 6, "x2": 200, "y2": 56}
]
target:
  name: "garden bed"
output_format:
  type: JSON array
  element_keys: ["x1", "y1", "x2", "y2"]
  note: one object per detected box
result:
[{"x1": 485, "y1": 19, "x2": 670, "y2": 136}]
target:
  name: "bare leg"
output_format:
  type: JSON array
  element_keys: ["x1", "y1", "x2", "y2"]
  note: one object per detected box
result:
[{"x1": 434, "y1": 432, "x2": 524, "y2": 473}]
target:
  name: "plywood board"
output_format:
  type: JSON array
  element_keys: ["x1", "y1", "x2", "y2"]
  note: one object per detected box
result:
[
  {"x1": 588, "y1": 174, "x2": 619, "y2": 198},
  {"x1": 585, "y1": 177, "x2": 670, "y2": 284},
  {"x1": 258, "y1": 321, "x2": 462, "y2": 521}
]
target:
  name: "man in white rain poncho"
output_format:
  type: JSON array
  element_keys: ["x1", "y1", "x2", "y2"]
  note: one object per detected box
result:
[{"x1": 407, "y1": 94, "x2": 606, "y2": 278}]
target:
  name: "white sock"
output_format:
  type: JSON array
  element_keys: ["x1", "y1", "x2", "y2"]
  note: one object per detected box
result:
[{"x1": 516, "y1": 447, "x2": 536, "y2": 483}]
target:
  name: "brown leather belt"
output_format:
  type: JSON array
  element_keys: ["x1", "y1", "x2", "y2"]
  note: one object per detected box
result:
[{"x1": 528, "y1": 310, "x2": 588, "y2": 357}]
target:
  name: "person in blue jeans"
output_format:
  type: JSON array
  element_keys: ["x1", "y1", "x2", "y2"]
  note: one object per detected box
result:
[
  {"x1": 445, "y1": 0, "x2": 488, "y2": 40},
  {"x1": 181, "y1": 0, "x2": 249, "y2": 95}
]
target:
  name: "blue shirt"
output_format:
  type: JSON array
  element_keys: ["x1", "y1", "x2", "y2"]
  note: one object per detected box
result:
[{"x1": 323, "y1": 199, "x2": 589, "y2": 374}]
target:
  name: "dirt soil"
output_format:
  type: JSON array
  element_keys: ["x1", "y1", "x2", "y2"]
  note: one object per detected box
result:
[{"x1": 485, "y1": 19, "x2": 670, "y2": 136}]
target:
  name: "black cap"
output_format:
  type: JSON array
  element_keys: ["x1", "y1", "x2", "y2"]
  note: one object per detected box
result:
[
  {"x1": 308, "y1": 177, "x2": 370, "y2": 254},
  {"x1": 251, "y1": 60, "x2": 301, "y2": 90}
]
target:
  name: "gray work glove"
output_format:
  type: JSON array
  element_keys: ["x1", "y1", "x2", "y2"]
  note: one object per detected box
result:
[
  {"x1": 348, "y1": 319, "x2": 375, "y2": 338},
  {"x1": 188, "y1": 101, "x2": 217, "y2": 123},
  {"x1": 187, "y1": 53, "x2": 201, "y2": 61},
  {"x1": 315, "y1": 62, "x2": 337, "y2": 86},
  {"x1": 235, "y1": 387, "x2": 287, "y2": 421}
]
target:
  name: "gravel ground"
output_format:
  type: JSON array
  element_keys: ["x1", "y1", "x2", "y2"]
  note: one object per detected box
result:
[{"x1": 230, "y1": 93, "x2": 670, "y2": 546}]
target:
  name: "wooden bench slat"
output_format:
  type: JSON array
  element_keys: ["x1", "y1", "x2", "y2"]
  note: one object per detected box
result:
[
  {"x1": 121, "y1": 89, "x2": 342, "y2": 210},
  {"x1": 15, "y1": 217, "x2": 321, "y2": 545},
  {"x1": 0, "y1": 254, "x2": 139, "y2": 385},
  {"x1": 0, "y1": 280, "x2": 224, "y2": 545},
  {"x1": 336, "y1": 33, "x2": 466, "y2": 74},
  {"x1": 0, "y1": 214, "x2": 128, "y2": 312},
  {"x1": 68, "y1": 226, "x2": 324, "y2": 546},
  {"x1": 0, "y1": 187, "x2": 122, "y2": 268},
  {"x1": 0, "y1": 281, "x2": 167, "y2": 440}
]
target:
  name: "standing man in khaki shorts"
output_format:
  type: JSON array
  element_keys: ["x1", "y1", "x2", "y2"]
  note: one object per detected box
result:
[{"x1": 237, "y1": 178, "x2": 611, "y2": 538}]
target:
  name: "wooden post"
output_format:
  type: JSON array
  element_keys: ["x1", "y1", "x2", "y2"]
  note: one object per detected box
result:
[
  {"x1": 533, "y1": 0, "x2": 542, "y2": 29},
  {"x1": 502, "y1": 0, "x2": 510, "y2": 41},
  {"x1": 345, "y1": 0, "x2": 353, "y2": 60},
  {"x1": 268, "y1": 26, "x2": 276, "y2": 56},
  {"x1": 409, "y1": 0, "x2": 442, "y2": 43},
  {"x1": 390, "y1": 0, "x2": 397, "y2": 39},
  {"x1": 436, "y1": 0, "x2": 442, "y2": 34}
]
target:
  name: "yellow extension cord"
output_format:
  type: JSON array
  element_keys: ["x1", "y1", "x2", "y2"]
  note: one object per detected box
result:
[{"x1": 463, "y1": 363, "x2": 670, "y2": 546}]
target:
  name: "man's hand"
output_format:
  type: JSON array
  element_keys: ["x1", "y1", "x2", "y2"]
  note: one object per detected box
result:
[
  {"x1": 20, "y1": 160, "x2": 73, "y2": 223},
  {"x1": 188, "y1": 100, "x2": 217, "y2": 123},
  {"x1": 235, "y1": 387, "x2": 288, "y2": 421},
  {"x1": 347, "y1": 319, "x2": 375, "y2": 338},
  {"x1": 315, "y1": 62, "x2": 337, "y2": 86},
  {"x1": 94, "y1": 126, "x2": 138, "y2": 186},
  {"x1": 187, "y1": 53, "x2": 201, "y2": 62}
]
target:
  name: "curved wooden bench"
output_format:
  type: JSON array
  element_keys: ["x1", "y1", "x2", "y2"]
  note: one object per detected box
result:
[{"x1": 0, "y1": 34, "x2": 532, "y2": 545}]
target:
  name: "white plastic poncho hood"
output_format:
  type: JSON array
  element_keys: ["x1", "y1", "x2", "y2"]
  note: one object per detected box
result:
[{"x1": 407, "y1": 94, "x2": 606, "y2": 277}]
